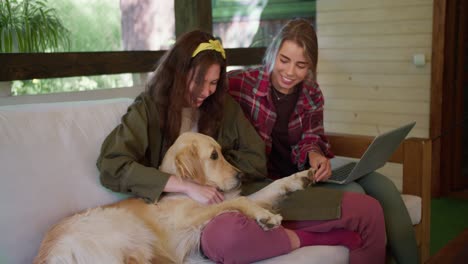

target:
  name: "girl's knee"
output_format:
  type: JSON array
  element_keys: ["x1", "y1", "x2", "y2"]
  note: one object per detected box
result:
[
  {"x1": 344, "y1": 192, "x2": 384, "y2": 222},
  {"x1": 201, "y1": 212, "x2": 291, "y2": 263},
  {"x1": 200, "y1": 212, "x2": 256, "y2": 260}
]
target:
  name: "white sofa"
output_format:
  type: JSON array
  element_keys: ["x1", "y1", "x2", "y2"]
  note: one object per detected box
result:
[{"x1": 0, "y1": 96, "x2": 425, "y2": 264}]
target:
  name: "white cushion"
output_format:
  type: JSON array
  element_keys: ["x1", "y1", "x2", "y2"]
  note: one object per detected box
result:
[
  {"x1": 0, "y1": 99, "x2": 133, "y2": 264},
  {"x1": 402, "y1": 194, "x2": 422, "y2": 225},
  {"x1": 257, "y1": 246, "x2": 348, "y2": 264}
]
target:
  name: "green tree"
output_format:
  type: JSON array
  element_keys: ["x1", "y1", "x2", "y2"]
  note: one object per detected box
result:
[{"x1": 48, "y1": 0, "x2": 122, "y2": 52}]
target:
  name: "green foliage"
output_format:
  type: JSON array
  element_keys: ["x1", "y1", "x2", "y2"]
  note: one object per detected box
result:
[
  {"x1": 7, "y1": 0, "x2": 130, "y2": 95},
  {"x1": 0, "y1": 0, "x2": 70, "y2": 52},
  {"x1": 12, "y1": 74, "x2": 133, "y2": 96},
  {"x1": 47, "y1": 0, "x2": 122, "y2": 51}
]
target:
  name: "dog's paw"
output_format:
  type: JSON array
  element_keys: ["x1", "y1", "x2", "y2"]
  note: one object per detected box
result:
[
  {"x1": 255, "y1": 210, "x2": 282, "y2": 230},
  {"x1": 307, "y1": 168, "x2": 317, "y2": 183},
  {"x1": 283, "y1": 169, "x2": 313, "y2": 193}
]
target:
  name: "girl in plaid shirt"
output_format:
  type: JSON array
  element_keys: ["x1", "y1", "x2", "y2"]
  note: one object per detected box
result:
[
  {"x1": 207, "y1": 19, "x2": 417, "y2": 264},
  {"x1": 201, "y1": 19, "x2": 387, "y2": 264}
]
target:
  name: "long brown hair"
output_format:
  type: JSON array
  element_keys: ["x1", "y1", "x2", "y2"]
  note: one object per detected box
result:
[
  {"x1": 146, "y1": 30, "x2": 227, "y2": 146},
  {"x1": 264, "y1": 18, "x2": 318, "y2": 81}
]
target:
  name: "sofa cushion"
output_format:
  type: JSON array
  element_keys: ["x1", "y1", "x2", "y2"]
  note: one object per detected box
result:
[
  {"x1": 0, "y1": 99, "x2": 133, "y2": 264},
  {"x1": 402, "y1": 194, "x2": 422, "y2": 225},
  {"x1": 257, "y1": 246, "x2": 349, "y2": 263}
]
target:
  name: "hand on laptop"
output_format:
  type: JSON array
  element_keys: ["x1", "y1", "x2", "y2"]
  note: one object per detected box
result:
[{"x1": 308, "y1": 151, "x2": 332, "y2": 182}]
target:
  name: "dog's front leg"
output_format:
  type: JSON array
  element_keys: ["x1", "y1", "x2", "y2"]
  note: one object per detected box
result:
[
  {"x1": 247, "y1": 169, "x2": 313, "y2": 208},
  {"x1": 187, "y1": 197, "x2": 282, "y2": 230}
]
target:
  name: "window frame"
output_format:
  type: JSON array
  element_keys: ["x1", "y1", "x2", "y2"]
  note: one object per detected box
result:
[{"x1": 0, "y1": 1, "x2": 264, "y2": 82}]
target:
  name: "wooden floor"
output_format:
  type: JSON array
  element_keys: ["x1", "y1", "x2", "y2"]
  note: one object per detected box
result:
[{"x1": 426, "y1": 229, "x2": 468, "y2": 264}]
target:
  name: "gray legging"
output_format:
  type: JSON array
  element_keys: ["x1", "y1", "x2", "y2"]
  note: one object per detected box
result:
[{"x1": 316, "y1": 171, "x2": 419, "y2": 264}]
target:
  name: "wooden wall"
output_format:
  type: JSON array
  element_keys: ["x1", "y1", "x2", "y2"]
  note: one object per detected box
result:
[
  {"x1": 316, "y1": 0, "x2": 433, "y2": 138},
  {"x1": 315, "y1": 0, "x2": 433, "y2": 187}
]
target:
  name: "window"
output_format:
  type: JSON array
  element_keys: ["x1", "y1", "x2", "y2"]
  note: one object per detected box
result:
[
  {"x1": 3, "y1": 0, "x2": 176, "y2": 95},
  {"x1": 2, "y1": 0, "x2": 316, "y2": 96},
  {"x1": 212, "y1": 0, "x2": 316, "y2": 48}
]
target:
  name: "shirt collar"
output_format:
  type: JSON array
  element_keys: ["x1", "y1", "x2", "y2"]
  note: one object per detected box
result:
[{"x1": 252, "y1": 67, "x2": 272, "y2": 97}]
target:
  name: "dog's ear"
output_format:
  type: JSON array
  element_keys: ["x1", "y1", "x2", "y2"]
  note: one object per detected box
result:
[{"x1": 175, "y1": 142, "x2": 206, "y2": 184}]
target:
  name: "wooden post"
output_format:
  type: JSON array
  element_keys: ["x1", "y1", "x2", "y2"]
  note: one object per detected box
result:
[
  {"x1": 174, "y1": 0, "x2": 212, "y2": 37},
  {"x1": 430, "y1": 0, "x2": 447, "y2": 197},
  {"x1": 402, "y1": 138, "x2": 432, "y2": 264}
]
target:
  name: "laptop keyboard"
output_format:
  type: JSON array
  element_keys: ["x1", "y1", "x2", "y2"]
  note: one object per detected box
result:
[{"x1": 329, "y1": 162, "x2": 357, "y2": 182}]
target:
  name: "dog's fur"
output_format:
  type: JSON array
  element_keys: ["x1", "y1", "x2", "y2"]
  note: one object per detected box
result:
[{"x1": 34, "y1": 132, "x2": 312, "y2": 264}]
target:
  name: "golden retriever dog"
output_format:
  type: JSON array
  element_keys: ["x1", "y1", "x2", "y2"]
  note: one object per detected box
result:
[{"x1": 34, "y1": 132, "x2": 312, "y2": 264}]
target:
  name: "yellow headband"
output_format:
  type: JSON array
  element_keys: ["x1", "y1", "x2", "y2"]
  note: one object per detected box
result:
[{"x1": 192, "y1": 39, "x2": 226, "y2": 59}]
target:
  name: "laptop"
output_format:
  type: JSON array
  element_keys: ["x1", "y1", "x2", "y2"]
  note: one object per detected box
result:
[{"x1": 326, "y1": 122, "x2": 416, "y2": 184}]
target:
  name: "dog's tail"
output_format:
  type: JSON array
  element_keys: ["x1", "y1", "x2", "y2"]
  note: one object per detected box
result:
[{"x1": 34, "y1": 207, "x2": 162, "y2": 264}]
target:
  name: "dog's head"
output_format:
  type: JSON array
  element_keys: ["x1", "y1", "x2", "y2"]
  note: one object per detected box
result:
[{"x1": 160, "y1": 132, "x2": 242, "y2": 192}]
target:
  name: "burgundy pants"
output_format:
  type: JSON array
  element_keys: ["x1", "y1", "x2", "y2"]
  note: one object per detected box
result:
[{"x1": 200, "y1": 192, "x2": 386, "y2": 264}]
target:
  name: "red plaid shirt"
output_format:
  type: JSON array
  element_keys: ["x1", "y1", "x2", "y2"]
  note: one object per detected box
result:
[{"x1": 227, "y1": 67, "x2": 334, "y2": 171}]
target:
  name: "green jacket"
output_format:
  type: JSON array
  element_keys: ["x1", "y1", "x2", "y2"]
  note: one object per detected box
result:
[{"x1": 97, "y1": 92, "x2": 342, "y2": 220}]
